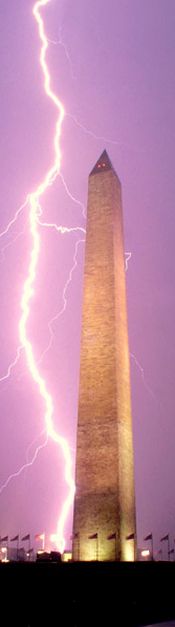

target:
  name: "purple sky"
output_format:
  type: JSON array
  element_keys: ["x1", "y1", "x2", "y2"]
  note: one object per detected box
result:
[{"x1": 0, "y1": 0, "x2": 175, "y2": 557}]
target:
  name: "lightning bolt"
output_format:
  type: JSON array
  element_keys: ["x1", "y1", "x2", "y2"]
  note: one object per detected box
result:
[
  {"x1": 0, "y1": 224, "x2": 26, "y2": 264},
  {"x1": 37, "y1": 218, "x2": 85, "y2": 236},
  {"x1": 125, "y1": 251, "x2": 132, "y2": 272},
  {"x1": 39, "y1": 237, "x2": 85, "y2": 362},
  {"x1": 0, "y1": 197, "x2": 29, "y2": 241},
  {"x1": 0, "y1": 346, "x2": 22, "y2": 384},
  {"x1": 25, "y1": 428, "x2": 46, "y2": 465},
  {"x1": 0, "y1": 436, "x2": 48, "y2": 496},
  {"x1": 67, "y1": 113, "x2": 143, "y2": 153},
  {"x1": 0, "y1": 244, "x2": 131, "y2": 389},
  {"x1": 48, "y1": 26, "x2": 76, "y2": 81},
  {"x1": 130, "y1": 352, "x2": 158, "y2": 403},
  {"x1": 19, "y1": 0, "x2": 75, "y2": 553},
  {"x1": 0, "y1": 0, "x2": 77, "y2": 554},
  {"x1": 59, "y1": 171, "x2": 86, "y2": 217}
]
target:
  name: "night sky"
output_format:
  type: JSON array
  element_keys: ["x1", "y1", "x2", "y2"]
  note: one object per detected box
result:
[{"x1": 0, "y1": 0, "x2": 175, "y2": 557}]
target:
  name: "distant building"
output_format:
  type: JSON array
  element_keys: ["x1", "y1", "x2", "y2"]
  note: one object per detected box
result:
[
  {"x1": 61, "y1": 551, "x2": 72, "y2": 562},
  {"x1": 0, "y1": 546, "x2": 26, "y2": 562},
  {"x1": 36, "y1": 550, "x2": 61, "y2": 562}
]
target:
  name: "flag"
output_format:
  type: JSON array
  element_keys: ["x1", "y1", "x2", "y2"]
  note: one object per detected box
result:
[
  {"x1": 35, "y1": 533, "x2": 44, "y2": 541},
  {"x1": 144, "y1": 533, "x2": 152, "y2": 541},
  {"x1": 126, "y1": 533, "x2": 135, "y2": 540},
  {"x1": 1, "y1": 535, "x2": 8, "y2": 542},
  {"x1": 160, "y1": 534, "x2": 169, "y2": 542},
  {"x1": 88, "y1": 533, "x2": 98, "y2": 540},
  {"x1": 107, "y1": 533, "x2": 116, "y2": 540},
  {"x1": 21, "y1": 534, "x2": 30, "y2": 541},
  {"x1": 10, "y1": 535, "x2": 19, "y2": 542}
]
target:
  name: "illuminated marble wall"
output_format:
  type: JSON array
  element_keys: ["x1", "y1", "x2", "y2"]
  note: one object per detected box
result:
[{"x1": 72, "y1": 151, "x2": 136, "y2": 561}]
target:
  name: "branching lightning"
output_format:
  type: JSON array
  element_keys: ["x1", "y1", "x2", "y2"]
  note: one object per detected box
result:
[
  {"x1": 39, "y1": 237, "x2": 85, "y2": 362},
  {"x1": 0, "y1": 346, "x2": 23, "y2": 384},
  {"x1": 59, "y1": 171, "x2": 86, "y2": 217},
  {"x1": 0, "y1": 436, "x2": 48, "y2": 496},
  {"x1": 48, "y1": 26, "x2": 76, "y2": 81},
  {"x1": 0, "y1": 225, "x2": 26, "y2": 264},
  {"x1": 0, "y1": 197, "x2": 29, "y2": 241},
  {"x1": 125, "y1": 251, "x2": 132, "y2": 272},
  {"x1": 0, "y1": 0, "x2": 80, "y2": 553},
  {"x1": 130, "y1": 352, "x2": 158, "y2": 403},
  {"x1": 37, "y1": 217, "x2": 85, "y2": 236},
  {"x1": 67, "y1": 113, "x2": 143, "y2": 153},
  {"x1": 68, "y1": 112, "x2": 125, "y2": 146},
  {"x1": 25, "y1": 428, "x2": 46, "y2": 464}
]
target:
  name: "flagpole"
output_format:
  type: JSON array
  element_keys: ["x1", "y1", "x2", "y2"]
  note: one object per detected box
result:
[
  {"x1": 96, "y1": 535, "x2": 98, "y2": 561},
  {"x1": 115, "y1": 535, "x2": 117, "y2": 561},
  {"x1": 71, "y1": 532, "x2": 80, "y2": 561},
  {"x1": 160, "y1": 533, "x2": 170, "y2": 560},
  {"x1": 168, "y1": 548, "x2": 174, "y2": 561},
  {"x1": 77, "y1": 533, "x2": 80, "y2": 561},
  {"x1": 107, "y1": 533, "x2": 117, "y2": 560},
  {"x1": 88, "y1": 533, "x2": 98, "y2": 560},
  {"x1": 151, "y1": 536, "x2": 154, "y2": 560},
  {"x1": 143, "y1": 534, "x2": 153, "y2": 561},
  {"x1": 126, "y1": 532, "x2": 136, "y2": 560},
  {"x1": 168, "y1": 534, "x2": 170, "y2": 561}
]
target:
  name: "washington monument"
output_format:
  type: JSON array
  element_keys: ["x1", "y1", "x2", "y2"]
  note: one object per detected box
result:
[{"x1": 72, "y1": 150, "x2": 136, "y2": 561}]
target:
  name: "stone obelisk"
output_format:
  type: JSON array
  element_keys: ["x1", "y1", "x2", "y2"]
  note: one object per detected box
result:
[{"x1": 72, "y1": 150, "x2": 136, "y2": 561}]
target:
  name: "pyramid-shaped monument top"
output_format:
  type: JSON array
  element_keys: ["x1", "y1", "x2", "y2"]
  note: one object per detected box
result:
[{"x1": 90, "y1": 149, "x2": 120, "y2": 184}]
